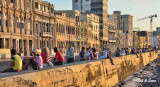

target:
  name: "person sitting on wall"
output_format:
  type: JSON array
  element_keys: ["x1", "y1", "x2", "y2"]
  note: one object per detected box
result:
[
  {"x1": 107, "y1": 48, "x2": 115, "y2": 65},
  {"x1": 41, "y1": 47, "x2": 53, "y2": 67},
  {"x1": 2, "y1": 49, "x2": 22, "y2": 73},
  {"x1": 79, "y1": 47, "x2": 85, "y2": 61},
  {"x1": 23, "y1": 49, "x2": 43, "y2": 70},
  {"x1": 99, "y1": 48, "x2": 108, "y2": 59},
  {"x1": 53, "y1": 47, "x2": 65, "y2": 65}
]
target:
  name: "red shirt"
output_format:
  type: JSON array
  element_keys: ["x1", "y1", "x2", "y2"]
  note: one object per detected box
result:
[
  {"x1": 55, "y1": 51, "x2": 65, "y2": 62},
  {"x1": 41, "y1": 52, "x2": 48, "y2": 63}
]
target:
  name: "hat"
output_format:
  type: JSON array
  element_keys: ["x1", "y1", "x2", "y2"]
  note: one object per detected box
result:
[{"x1": 32, "y1": 49, "x2": 37, "y2": 53}]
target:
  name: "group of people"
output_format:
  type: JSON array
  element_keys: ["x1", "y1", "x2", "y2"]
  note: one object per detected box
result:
[
  {"x1": 2, "y1": 47, "x2": 65, "y2": 73},
  {"x1": 2, "y1": 43, "x2": 158, "y2": 73},
  {"x1": 116, "y1": 47, "x2": 157, "y2": 57}
]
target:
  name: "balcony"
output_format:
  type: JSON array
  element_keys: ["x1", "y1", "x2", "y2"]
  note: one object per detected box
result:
[
  {"x1": 43, "y1": 32, "x2": 53, "y2": 37},
  {"x1": 109, "y1": 39, "x2": 116, "y2": 43},
  {"x1": 109, "y1": 29, "x2": 116, "y2": 33}
]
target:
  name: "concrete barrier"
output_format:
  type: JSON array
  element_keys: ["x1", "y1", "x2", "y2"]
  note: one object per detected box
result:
[
  {"x1": 0, "y1": 51, "x2": 159, "y2": 87},
  {"x1": 0, "y1": 49, "x2": 11, "y2": 59}
]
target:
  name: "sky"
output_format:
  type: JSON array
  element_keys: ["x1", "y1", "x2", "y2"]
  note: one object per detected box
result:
[{"x1": 43, "y1": 0, "x2": 160, "y2": 31}]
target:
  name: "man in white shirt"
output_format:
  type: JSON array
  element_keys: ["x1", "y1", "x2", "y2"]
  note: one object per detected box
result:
[{"x1": 67, "y1": 43, "x2": 75, "y2": 63}]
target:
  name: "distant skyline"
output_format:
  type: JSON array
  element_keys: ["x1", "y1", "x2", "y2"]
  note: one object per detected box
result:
[{"x1": 43, "y1": 0, "x2": 160, "y2": 31}]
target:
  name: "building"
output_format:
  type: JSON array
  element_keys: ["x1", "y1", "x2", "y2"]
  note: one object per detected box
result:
[
  {"x1": 121, "y1": 15, "x2": 133, "y2": 48},
  {"x1": 108, "y1": 21, "x2": 116, "y2": 53},
  {"x1": 91, "y1": 0, "x2": 108, "y2": 48},
  {"x1": 55, "y1": 10, "x2": 81, "y2": 53},
  {"x1": 87, "y1": 13, "x2": 100, "y2": 50},
  {"x1": 153, "y1": 31, "x2": 160, "y2": 48},
  {"x1": 133, "y1": 31, "x2": 139, "y2": 48},
  {"x1": 0, "y1": 0, "x2": 55, "y2": 56},
  {"x1": 72, "y1": 0, "x2": 91, "y2": 13},
  {"x1": 156, "y1": 27, "x2": 160, "y2": 31},
  {"x1": 72, "y1": 0, "x2": 108, "y2": 49}
]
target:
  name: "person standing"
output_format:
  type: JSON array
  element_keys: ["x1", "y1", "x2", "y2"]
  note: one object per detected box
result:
[
  {"x1": 79, "y1": 47, "x2": 85, "y2": 61},
  {"x1": 41, "y1": 47, "x2": 53, "y2": 67},
  {"x1": 67, "y1": 43, "x2": 75, "y2": 63},
  {"x1": 2, "y1": 49, "x2": 22, "y2": 73},
  {"x1": 116, "y1": 47, "x2": 120, "y2": 57},
  {"x1": 53, "y1": 47, "x2": 65, "y2": 65},
  {"x1": 66, "y1": 47, "x2": 70, "y2": 60}
]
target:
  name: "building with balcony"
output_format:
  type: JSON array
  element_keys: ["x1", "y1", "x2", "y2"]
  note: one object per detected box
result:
[
  {"x1": 0, "y1": 0, "x2": 55, "y2": 56},
  {"x1": 107, "y1": 21, "x2": 116, "y2": 53},
  {"x1": 55, "y1": 10, "x2": 82, "y2": 53},
  {"x1": 72, "y1": 0, "x2": 108, "y2": 49},
  {"x1": 87, "y1": 13, "x2": 100, "y2": 50},
  {"x1": 91, "y1": 0, "x2": 108, "y2": 48}
]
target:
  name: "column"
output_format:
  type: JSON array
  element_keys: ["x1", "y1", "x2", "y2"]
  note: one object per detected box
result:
[
  {"x1": 27, "y1": 40, "x2": 29, "y2": 56},
  {"x1": 37, "y1": 22, "x2": 40, "y2": 49},
  {"x1": 3, "y1": 38, "x2": 5, "y2": 49}
]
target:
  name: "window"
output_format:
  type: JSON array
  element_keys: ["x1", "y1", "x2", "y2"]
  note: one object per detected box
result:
[
  {"x1": 74, "y1": 5, "x2": 78, "y2": 9},
  {"x1": 0, "y1": 19, "x2": 2, "y2": 25},
  {"x1": 75, "y1": 0, "x2": 78, "y2": 2},
  {"x1": 85, "y1": 4, "x2": 89, "y2": 8},
  {"x1": 81, "y1": 5, "x2": 83, "y2": 10},
  {"x1": 6, "y1": 20, "x2": 8, "y2": 26},
  {"x1": 35, "y1": 2, "x2": 38, "y2": 9},
  {"x1": 51, "y1": 8, "x2": 53, "y2": 13},
  {"x1": 86, "y1": 0, "x2": 89, "y2": 1},
  {"x1": 11, "y1": 0, "x2": 15, "y2": 3},
  {"x1": 81, "y1": 0, "x2": 83, "y2": 3}
]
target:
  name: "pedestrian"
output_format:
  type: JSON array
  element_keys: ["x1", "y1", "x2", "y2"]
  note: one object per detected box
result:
[
  {"x1": 53, "y1": 47, "x2": 65, "y2": 65},
  {"x1": 23, "y1": 49, "x2": 43, "y2": 70},
  {"x1": 120, "y1": 48, "x2": 126, "y2": 56},
  {"x1": 2, "y1": 49, "x2": 22, "y2": 73},
  {"x1": 79, "y1": 47, "x2": 85, "y2": 61},
  {"x1": 66, "y1": 47, "x2": 70, "y2": 60},
  {"x1": 116, "y1": 47, "x2": 120, "y2": 57},
  {"x1": 127, "y1": 48, "x2": 130, "y2": 55},
  {"x1": 41, "y1": 47, "x2": 53, "y2": 67},
  {"x1": 92, "y1": 48, "x2": 98, "y2": 60},
  {"x1": 67, "y1": 43, "x2": 75, "y2": 63},
  {"x1": 125, "y1": 48, "x2": 128, "y2": 55},
  {"x1": 99, "y1": 48, "x2": 108, "y2": 59},
  {"x1": 107, "y1": 48, "x2": 115, "y2": 65},
  {"x1": 86, "y1": 48, "x2": 90, "y2": 60}
]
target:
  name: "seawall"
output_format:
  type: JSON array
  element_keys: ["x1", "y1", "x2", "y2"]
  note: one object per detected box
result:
[{"x1": 0, "y1": 51, "x2": 159, "y2": 87}]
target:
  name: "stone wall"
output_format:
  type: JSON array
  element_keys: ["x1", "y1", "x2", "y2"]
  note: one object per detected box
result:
[
  {"x1": 0, "y1": 49, "x2": 11, "y2": 59},
  {"x1": 0, "y1": 51, "x2": 159, "y2": 87}
]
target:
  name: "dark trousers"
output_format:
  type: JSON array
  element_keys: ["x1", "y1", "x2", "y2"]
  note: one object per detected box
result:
[
  {"x1": 67, "y1": 58, "x2": 74, "y2": 63},
  {"x1": 54, "y1": 61, "x2": 64, "y2": 65}
]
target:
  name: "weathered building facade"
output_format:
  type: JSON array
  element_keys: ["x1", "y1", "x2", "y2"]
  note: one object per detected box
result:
[
  {"x1": 121, "y1": 15, "x2": 133, "y2": 48},
  {"x1": 0, "y1": 0, "x2": 55, "y2": 56}
]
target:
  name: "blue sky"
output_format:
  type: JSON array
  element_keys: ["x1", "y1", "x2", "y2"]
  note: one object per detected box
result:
[{"x1": 43, "y1": 0, "x2": 160, "y2": 31}]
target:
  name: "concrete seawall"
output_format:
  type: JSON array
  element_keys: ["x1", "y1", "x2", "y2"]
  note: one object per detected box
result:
[{"x1": 0, "y1": 51, "x2": 159, "y2": 87}]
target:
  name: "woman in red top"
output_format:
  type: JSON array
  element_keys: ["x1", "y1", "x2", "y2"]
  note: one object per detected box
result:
[
  {"x1": 41, "y1": 47, "x2": 53, "y2": 67},
  {"x1": 53, "y1": 47, "x2": 65, "y2": 65}
]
